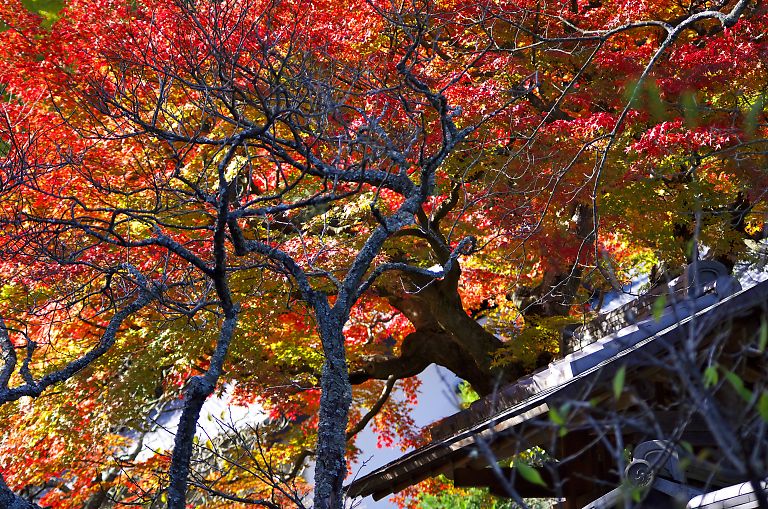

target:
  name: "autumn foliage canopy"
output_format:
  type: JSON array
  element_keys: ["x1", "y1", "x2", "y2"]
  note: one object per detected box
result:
[{"x1": 0, "y1": 0, "x2": 766, "y2": 505}]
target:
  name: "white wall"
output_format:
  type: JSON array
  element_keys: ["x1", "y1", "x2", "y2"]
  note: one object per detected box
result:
[{"x1": 346, "y1": 364, "x2": 462, "y2": 509}]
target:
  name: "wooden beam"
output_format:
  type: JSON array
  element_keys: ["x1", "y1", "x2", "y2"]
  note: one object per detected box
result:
[{"x1": 452, "y1": 466, "x2": 562, "y2": 498}]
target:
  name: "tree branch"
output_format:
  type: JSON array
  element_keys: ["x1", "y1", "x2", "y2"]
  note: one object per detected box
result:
[
  {"x1": 346, "y1": 376, "x2": 397, "y2": 441},
  {"x1": 0, "y1": 265, "x2": 160, "y2": 403}
]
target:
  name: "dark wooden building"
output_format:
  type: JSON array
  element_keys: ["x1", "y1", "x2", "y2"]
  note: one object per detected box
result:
[{"x1": 346, "y1": 263, "x2": 768, "y2": 509}]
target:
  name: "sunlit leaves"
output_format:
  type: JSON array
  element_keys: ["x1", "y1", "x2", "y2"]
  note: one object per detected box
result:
[
  {"x1": 515, "y1": 461, "x2": 547, "y2": 487},
  {"x1": 613, "y1": 365, "x2": 626, "y2": 400},
  {"x1": 0, "y1": 0, "x2": 766, "y2": 504}
]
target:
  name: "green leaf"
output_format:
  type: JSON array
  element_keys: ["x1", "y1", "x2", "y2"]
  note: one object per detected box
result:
[
  {"x1": 549, "y1": 405, "x2": 570, "y2": 437},
  {"x1": 681, "y1": 92, "x2": 699, "y2": 128},
  {"x1": 622, "y1": 79, "x2": 642, "y2": 108},
  {"x1": 758, "y1": 319, "x2": 767, "y2": 353},
  {"x1": 549, "y1": 407, "x2": 565, "y2": 426},
  {"x1": 724, "y1": 371, "x2": 752, "y2": 402},
  {"x1": 744, "y1": 95, "x2": 766, "y2": 138},
  {"x1": 758, "y1": 392, "x2": 768, "y2": 422},
  {"x1": 686, "y1": 239, "x2": 697, "y2": 259},
  {"x1": 652, "y1": 294, "x2": 666, "y2": 321},
  {"x1": 613, "y1": 365, "x2": 626, "y2": 400},
  {"x1": 703, "y1": 366, "x2": 718, "y2": 388},
  {"x1": 515, "y1": 462, "x2": 547, "y2": 487},
  {"x1": 646, "y1": 81, "x2": 667, "y2": 122},
  {"x1": 21, "y1": 0, "x2": 64, "y2": 28}
]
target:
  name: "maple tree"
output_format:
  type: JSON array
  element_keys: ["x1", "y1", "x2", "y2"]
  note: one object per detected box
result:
[{"x1": 0, "y1": 0, "x2": 766, "y2": 506}]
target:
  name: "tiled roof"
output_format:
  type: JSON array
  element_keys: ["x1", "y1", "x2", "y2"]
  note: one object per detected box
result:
[{"x1": 346, "y1": 271, "x2": 767, "y2": 501}]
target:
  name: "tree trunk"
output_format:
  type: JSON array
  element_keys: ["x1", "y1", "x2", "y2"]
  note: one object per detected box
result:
[
  {"x1": 0, "y1": 476, "x2": 38, "y2": 509},
  {"x1": 349, "y1": 326, "x2": 504, "y2": 394},
  {"x1": 352, "y1": 261, "x2": 583, "y2": 396},
  {"x1": 166, "y1": 308, "x2": 238, "y2": 508},
  {"x1": 363, "y1": 279, "x2": 519, "y2": 395},
  {"x1": 313, "y1": 312, "x2": 353, "y2": 509},
  {"x1": 166, "y1": 376, "x2": 214, "y2": 508}
]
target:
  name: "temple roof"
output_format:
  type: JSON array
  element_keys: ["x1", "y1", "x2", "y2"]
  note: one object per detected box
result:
[{"x1": 346, "y1": 270, "x2": 768, "y2": 502}]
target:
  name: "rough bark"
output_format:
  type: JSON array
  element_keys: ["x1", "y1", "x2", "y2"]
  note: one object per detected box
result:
[
  {"x1": 313, "y1": 309, "x2": 353, "y2": 509},
  {"x1": 0, "y1": 491, "x2": 38, "y2": 509},
  {"x1": 511, "y1": 202, "x2": 591, "y2": 317},
  {"x1": 351, "y1": 263, "x2": 578, "y2": 396},
  {"x1": 346, "y1": 269, "x2": 520, "y2": 396},
  {"x1": 166, "y1": 307, "x2": 239, "y2": 509},
  {"x1": 349, "y1": 326, "x2": 509, "y2": 395},
  {"x1": 349, "y1": 204, "x2": 595, "y2": 396},
  {"x1": 388, "y1": 285, "x2": 515, "y2": 394},
  {"x1": 510, "y1": 266, "x2": 584, "y2": 317},
  {"x1": 0, "y1": 266, "x2": 157, "y2": 404},
  {"x1": 166, "y1": 140, "x2": 242, "y2": 508},
  {"x1": 0, "y1": 475, "x2": 39, "y2": 509}
]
